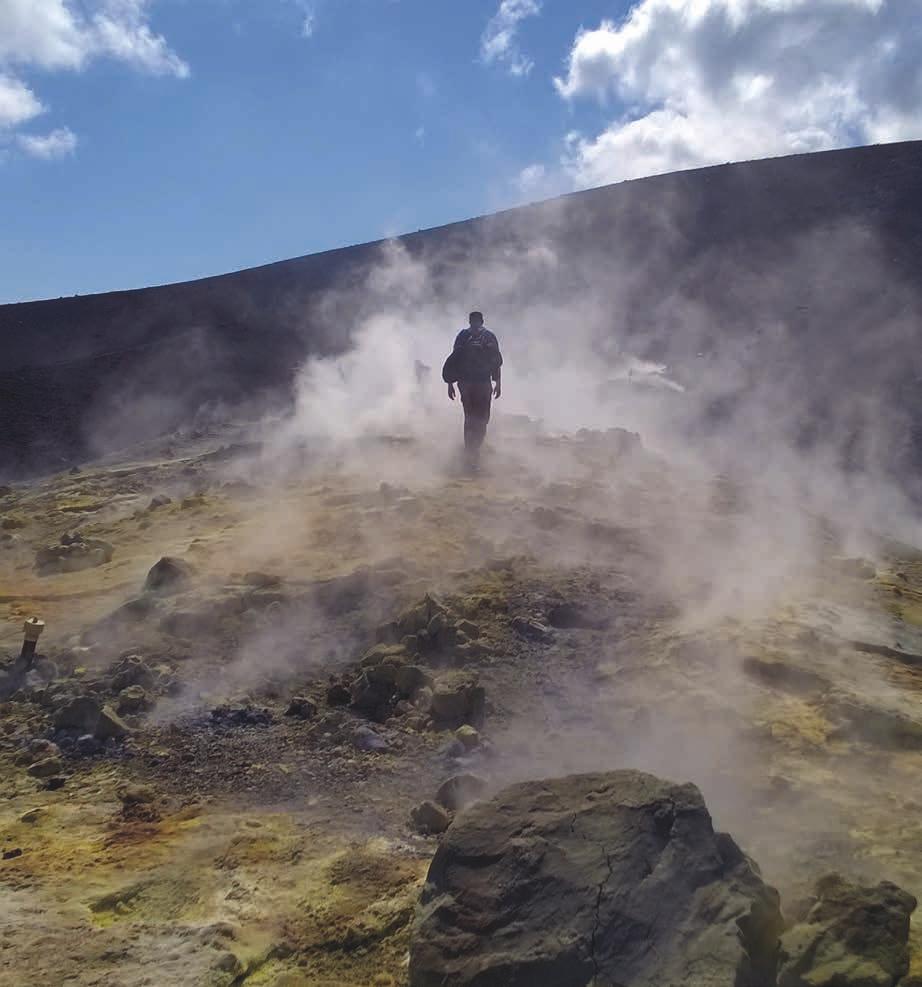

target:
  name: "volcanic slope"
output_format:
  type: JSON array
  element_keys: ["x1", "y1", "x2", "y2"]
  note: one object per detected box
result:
[
  {"x1": 0, "y1": 418, "x2": 921, "y2": 986},
  {"x1": 3, "y1": 140, "x2": 922, "y2": 480}
]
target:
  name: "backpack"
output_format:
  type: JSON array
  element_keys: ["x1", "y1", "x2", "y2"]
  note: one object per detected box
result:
[{"x1": 443, "y1": 329, "x2": 497, "y2": 383}]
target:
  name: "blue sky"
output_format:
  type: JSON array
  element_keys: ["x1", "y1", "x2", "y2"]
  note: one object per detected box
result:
[{"x1": 2, "y1": 0, "x2": 920, "y2": 303}]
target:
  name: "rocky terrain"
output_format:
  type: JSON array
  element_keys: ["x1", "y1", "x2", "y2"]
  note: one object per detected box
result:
[{"x1": 0, "y1": 411, "x2": 921, "y2": 986}]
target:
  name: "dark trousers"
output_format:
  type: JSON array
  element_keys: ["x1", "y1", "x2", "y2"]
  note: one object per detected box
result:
[{"x1": 459, "y1": 380, "x2": 493, "y2": 456}]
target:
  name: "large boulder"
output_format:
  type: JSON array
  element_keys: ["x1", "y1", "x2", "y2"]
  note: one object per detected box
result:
[
  {"x1": 410, "y1": 770, "x2": 782, "y2": 987},
  {"x1": 778, "y1": 873, "x2": 916, "y2": 987}
]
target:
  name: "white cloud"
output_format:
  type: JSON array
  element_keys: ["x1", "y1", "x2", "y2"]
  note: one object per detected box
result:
[
  {"x1": 546, "y1": 0, "x2": 922, "y2": 188},
  {"x1": 0, "y1": 0, "x2": 187, "y2": 156},
  {"x1": 0, "y1": 0, "x2": 188, "y2": 76},
  {"x1": 91, "y1": 0, "x2": 189, "y2": 77},
  {"x1": 17, "y1": 125, "x2": 77, "y2": 158},
  {"x1": 0, "y1": 73, "x2": 43, "y2": 128},
  {"x1": 481, "y1": 0, "x2": 541, "y2": 77}
]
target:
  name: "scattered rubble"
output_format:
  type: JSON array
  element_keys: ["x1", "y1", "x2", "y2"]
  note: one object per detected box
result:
[{"x1": 35, "y1": 533, "x2": 114, "y2": 575}]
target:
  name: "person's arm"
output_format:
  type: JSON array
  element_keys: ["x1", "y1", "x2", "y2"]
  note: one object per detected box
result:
[
  {"x1": 491, "y1": 333, "x2": 503, "y2": 398},
  {"x1": 448, "y1": 330, "x2": 465, "y2": 400}
]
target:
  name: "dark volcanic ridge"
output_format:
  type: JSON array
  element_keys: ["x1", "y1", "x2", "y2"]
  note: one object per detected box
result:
[{"x1": 3, "y1": 141, "x2": 922, "y2": 486}]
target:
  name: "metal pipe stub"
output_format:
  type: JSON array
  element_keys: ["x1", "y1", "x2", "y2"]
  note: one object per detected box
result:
[{"x1": 20, "y1": 617, "x2": 45, "y2": 662}]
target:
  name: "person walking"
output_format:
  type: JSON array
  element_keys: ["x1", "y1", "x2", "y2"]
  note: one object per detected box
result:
[{"x1": 443, "y1": 311, "x2": 502, "y2": 470}]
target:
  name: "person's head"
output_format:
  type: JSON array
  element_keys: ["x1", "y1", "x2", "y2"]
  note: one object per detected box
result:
[{"x1": 469, "y1": 311, "x2": 484, "y2": 329}]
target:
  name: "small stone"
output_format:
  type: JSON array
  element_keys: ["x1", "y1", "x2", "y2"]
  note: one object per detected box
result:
[
  {"x1": 411, "y1": 800, "x2": 451, "y2": 835},
  {"x1": 454, "y1": 725, "x2": 481, "y2": 750},
  {"x1": 360, "y1": 643, "x2": 407, "y2": 668},
  {"x1": 75, "y1": 734, "x2": 103, "y2": 756},
  {"x1": 117, "y1": 685, "x2": 153, "y2": 715},
  {"x1": 19, "y1": 808, "x2": 43, "y2": 824},
  {"x1": 285, "y1": 696, "x2": 318, "y2": 720},
  {"x1": 148, "y1": 494, "x2": 172, "y2": 510},
  {"x1": 94, "y1": 705, "x2": 130, "y2": 740},
  {"x1": 353, "y1": 725, "x2": 390, "y2": 752},
  {"x1": 118, "y1": 784, "x2": 156, "y2": 806},
  {"x1": 3, "y1": 848, "x2": 22, "y2": 860},
  {"x1": 27, "y1": 756, "x2": 64, "y2": 778},
  {"x1": 511, "y1": 615, "x2": 554, "y2": 642},
  {"x1": 110, "y1": 655, "x2": 156, "y2": 691},
  {"x1": 326, "y1": 681, "x2": 351, "y2": 706},
  {"x1": 436, "y1": 773, "x2": 488, "y2": 811},
  {"x1": 457, "y1": 620, "x2": 481, "y2": 638}
]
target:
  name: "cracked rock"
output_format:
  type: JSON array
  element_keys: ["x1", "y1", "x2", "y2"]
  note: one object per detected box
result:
[{"x1": 409, "y1": 769, "x2": 782, "y2": 987}]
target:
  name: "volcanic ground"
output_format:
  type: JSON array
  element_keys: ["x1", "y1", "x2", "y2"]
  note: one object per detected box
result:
[{"x1": 0, "y1": 410, "x2": 920, "y2": 986}]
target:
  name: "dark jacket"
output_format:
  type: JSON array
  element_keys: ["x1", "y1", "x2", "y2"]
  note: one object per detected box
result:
[{"x1": 442, "y1": 328, "x2": 502, "y2": 384}]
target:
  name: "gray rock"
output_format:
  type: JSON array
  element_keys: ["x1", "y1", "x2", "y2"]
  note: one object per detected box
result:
[
  {"x1": 778, "y1": 873, "x2": 916, "y2": 987},
  {"x1": 430, "y1": 673, "x2": 485, "y2": 729},
  {"x1": 454, "y1": 725, "x2": 481, "y2": 750},
  {"x1": 53, "y1": 695, "x2": 101, "y2": 733},
  {"x1": 353, "y1": 725, "x2": 389, "y2": 752},
  {"x1": 326, "y1": 681, "x2": 351, "y2": 706},
  {"x1": 110, "y1": 655, "x2": 156, "y2": 692},
  {"x1": 285, "y1": 696, "x2": 318, "y2": 720},
  {"x1": 27, "y1": 756, "x2": 64, "y2": 778},
  {"x1": 511, "y1": 615, "x2": 554, "y2": 642},
  {"x1": 411, "y1": 800, "x2": 451, "y2": 835},
  {"x1": 143, "y1": 556, "x2": 195, "y2": 594},
  {"x1": 360, "y1": 643, "x2": 407, "y2": 668},
  {"x1": 148, "y1": 494, "x2": 172, "y2": 510},
  {"x1": 410, "y1": 770, "x2": 782, "y2": 987},
  {"x1": 435, "y1": 773, "x2": 488, "y2": 812},
  {"x1": 396, "y1": 664, "x2": 430, "y2": 698},
  {"x1": 117, "y1": 685, "x2": 153, "y2": 715},
  {"x1": 95, "y1": 705, "x2": 130, "y2": 740},
  {"x1": 350, "y1": 671, "x2": 394, "y2": 714}
]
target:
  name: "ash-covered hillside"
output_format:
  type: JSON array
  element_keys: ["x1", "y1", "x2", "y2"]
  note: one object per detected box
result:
[{"x1": 2, "y1": 140, "x2": 922, "y2": 481}]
